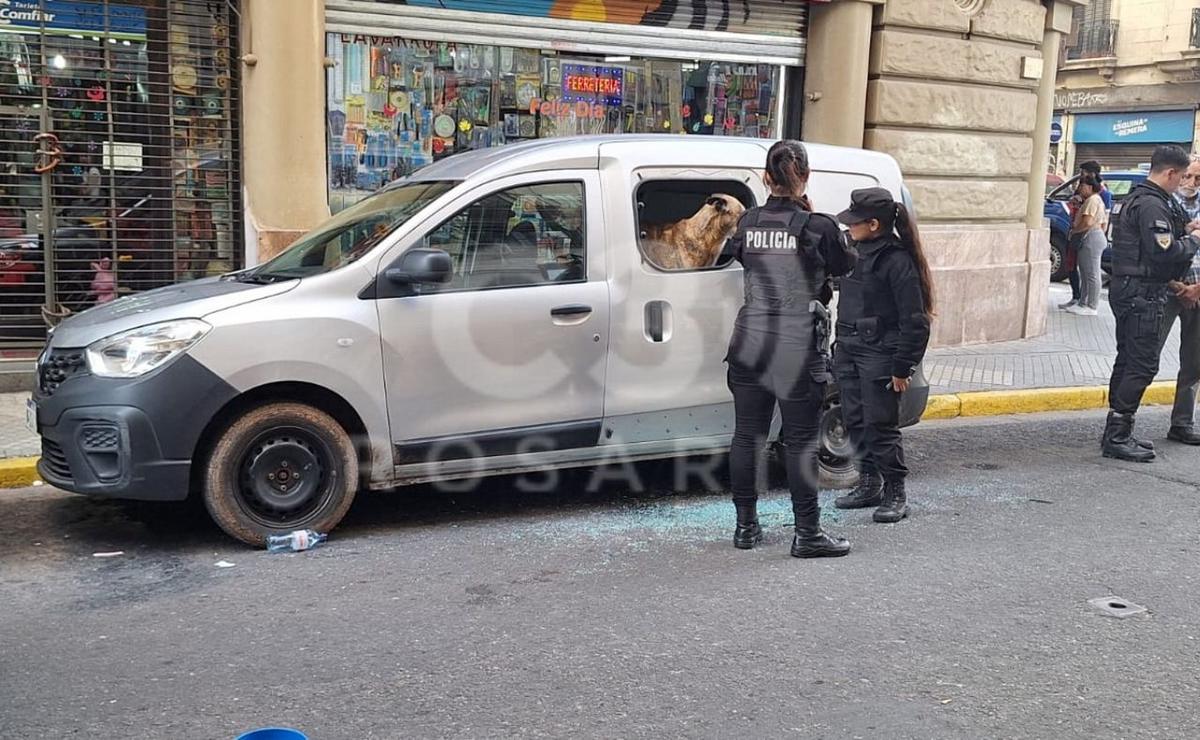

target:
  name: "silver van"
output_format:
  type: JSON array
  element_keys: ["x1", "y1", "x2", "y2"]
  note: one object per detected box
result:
[{"x1": 30, "y1": 136, "x2": 928, "y2": 545}]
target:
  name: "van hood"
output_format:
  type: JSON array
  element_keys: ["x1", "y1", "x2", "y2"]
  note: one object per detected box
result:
[{"x1": 49, "y1": 277, "x2": 299, "y2": 348}]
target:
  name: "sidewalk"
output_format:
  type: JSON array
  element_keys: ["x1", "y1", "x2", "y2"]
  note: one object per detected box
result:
[
  {"x1": 0, "y1": 282, "x2": 1187, "y2": 470},
  {"x1": 925, "y1": 283, "x2": 1182, "y2": 394}
]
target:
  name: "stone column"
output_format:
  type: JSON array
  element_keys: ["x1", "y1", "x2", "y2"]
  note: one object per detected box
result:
[
  {"x1": 801, "y1": 0, "x2": 877, "y2": 147},
  {"x1": 239, "y1": 0, "x2": 330, "y2": 264},
  {"x1": 863, "y1": 0, "x2": 1053, "y2": 346},
  {"x1": 1026, "y1": 1, "x2": 1072, "y2": 228}
]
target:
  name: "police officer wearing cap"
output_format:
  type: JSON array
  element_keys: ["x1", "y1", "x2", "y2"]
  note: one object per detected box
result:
[
  {"x1": 722, "y1": 140, "x2": 855, "y2": 558},
  {"x1": 833, "y1": 188, "x2": 934, "y2": 522},
  {"x1": 1104, "y1": 145, "x2": 1200, "y2": 462}
]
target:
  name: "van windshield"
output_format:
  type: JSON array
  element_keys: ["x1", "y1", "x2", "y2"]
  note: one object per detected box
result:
[{"x1": 242, "y1": 181, "x2": 456, "y2": 282}]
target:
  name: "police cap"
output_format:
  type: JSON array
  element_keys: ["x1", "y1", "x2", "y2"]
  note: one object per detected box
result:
[{"x1": 837, "y1": 187, "x2": 897, "y2": 226}]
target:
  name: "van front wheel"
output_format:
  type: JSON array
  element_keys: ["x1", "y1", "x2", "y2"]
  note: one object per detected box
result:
[{"x1": 203, "y1": 402, "x2": 359, "y2": 547}]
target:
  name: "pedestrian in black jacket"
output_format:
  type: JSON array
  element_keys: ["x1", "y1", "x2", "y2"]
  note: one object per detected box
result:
[
  {"x1": 721, "y1": 140, "x2": 856, "y2": 558},
  {"x1": 832, "y1": 188, "x2": 934, "y2": 523}
]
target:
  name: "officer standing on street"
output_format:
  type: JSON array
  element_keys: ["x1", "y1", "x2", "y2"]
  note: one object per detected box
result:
[
  {"x1": 1104, "y1": 145, "x2": 1200, "y2": 462},
  {"x1": 722, "y1": 139, "x2": 855, "y2": 558},
  {"x1": 832, "y1": 188, "x2": 934, "y2": 523}
]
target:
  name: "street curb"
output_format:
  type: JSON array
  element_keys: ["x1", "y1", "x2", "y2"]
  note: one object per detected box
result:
[
  {"x1": 0, "y1": 456, "x2": 40, "y2": 489},
  {"x1": 0, "y1": 382, "x2": 1181, "y2": 489},
  {"x1": 922, "y1": 380, "x2": 1177, "y2": 421}
]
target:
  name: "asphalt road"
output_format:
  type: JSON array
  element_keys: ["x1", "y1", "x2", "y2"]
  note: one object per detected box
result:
[{"x1": 2, "y1": 407, "x2": 1199, "y2": 740}]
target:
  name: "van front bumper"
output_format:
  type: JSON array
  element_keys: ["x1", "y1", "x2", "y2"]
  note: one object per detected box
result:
[
  {"x1": 38, "y1": 405, "x2": 192, "y2": 501},
  {"x1": 33, "y1": 353, "x2": 238, "y2": 502}
]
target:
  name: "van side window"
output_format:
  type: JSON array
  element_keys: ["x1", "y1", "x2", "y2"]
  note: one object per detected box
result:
[
  {"x1": 636, "y1": 180, "x2": 755, "y2": 272},
  {"x1": 421, "y1": 181, "x2": 586, "y2": 291}
]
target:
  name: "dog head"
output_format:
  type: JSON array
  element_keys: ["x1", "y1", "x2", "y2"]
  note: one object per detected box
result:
[{"x1": 697, "y1": 194, "x2": 746, "y2": 240}]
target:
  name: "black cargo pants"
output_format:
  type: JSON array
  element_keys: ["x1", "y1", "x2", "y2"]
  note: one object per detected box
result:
[
  {"x1": 833, "y1": 333, "x2": 907, "y2": 482},
  {"x1": 1109, "y1": 276, "x2": 1169, "y2": 415}
]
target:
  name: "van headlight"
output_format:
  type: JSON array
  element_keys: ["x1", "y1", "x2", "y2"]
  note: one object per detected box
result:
[{"x1": 86, "y1": 319, "x2": 212, "y2": 378}]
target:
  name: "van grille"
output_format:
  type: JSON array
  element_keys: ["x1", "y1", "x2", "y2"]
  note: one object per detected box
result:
[
  {"x1": 38, "y1": 349, "x2": 87, "y2": 396},
  {"x1": 80, "y1": 425, "x2": 120, "y2": 452},
  {"x1": 40, "y1": 439, "x2": 72, "y2": 483}
]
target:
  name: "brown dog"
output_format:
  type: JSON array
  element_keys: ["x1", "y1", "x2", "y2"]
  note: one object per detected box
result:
[{"x1": 641, "y1": 194, "x2": 746, "y2": 270}]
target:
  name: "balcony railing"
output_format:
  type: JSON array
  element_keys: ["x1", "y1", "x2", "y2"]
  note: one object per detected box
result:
[
  {"x1": 1191, "y1": 8, "x2": 1200, "y2": 48},
  {"x1": 1066, "y1": 19, "x2": 1119, "y2": 60}
]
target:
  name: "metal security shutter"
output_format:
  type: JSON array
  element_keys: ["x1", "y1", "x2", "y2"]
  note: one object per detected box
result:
[
  {"x1": 325, "y1": 0, "x2": 808, "y2": 66},
  {"x1": 1075, "y1": 143, "x2": 1168, "y2": 171},
  {"x1": 0, "y1": 0, "x2": 241, "y2": 347}
]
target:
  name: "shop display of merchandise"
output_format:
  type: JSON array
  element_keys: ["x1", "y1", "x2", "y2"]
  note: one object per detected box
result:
[{"x1": 325, "y1": 36, "x2": 780, "y2": 210}]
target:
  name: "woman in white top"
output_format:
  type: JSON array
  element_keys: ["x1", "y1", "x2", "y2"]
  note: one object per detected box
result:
[{"x1": 1068, "y1": 174, "x2": 1107, "y2": 316}]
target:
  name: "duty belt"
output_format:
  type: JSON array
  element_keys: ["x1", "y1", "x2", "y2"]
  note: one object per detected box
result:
[
  {"x1": 836, "y1": 319, "x2": 899, "y2": 336},
  {"x1": 1111, "y1": 263, "x2": 1154, "y2": 278}
]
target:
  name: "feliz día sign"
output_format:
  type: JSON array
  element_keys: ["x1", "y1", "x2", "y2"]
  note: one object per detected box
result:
[{"x1": 529, "y1": 98, "x2": 608, "y2": 120}]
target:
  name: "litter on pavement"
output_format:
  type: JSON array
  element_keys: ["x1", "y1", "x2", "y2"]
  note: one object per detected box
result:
[{"x1": 92, "y1": 551, "x2": 124, "y2": 558}]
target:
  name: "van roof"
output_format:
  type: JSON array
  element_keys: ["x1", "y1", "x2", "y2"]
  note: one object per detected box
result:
[{"x1": 402, "y1": 135, "x2": 902, "y2": 184}]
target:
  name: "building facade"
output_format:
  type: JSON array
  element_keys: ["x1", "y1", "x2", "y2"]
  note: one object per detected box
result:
[
  {"x1": 1053, "y1": 0, "x2": 1200, "y2": 174},
  {"x1": 0, "y1": 0, "x2": 1072, "y2": 349},
  {"x1": 803, "y1": 0, "x2": 1073, "y2": 346}
]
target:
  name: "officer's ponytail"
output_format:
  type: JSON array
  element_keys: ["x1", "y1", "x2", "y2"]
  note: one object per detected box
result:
[
  {"x1": 765, "y1": 140, "x2": 811, "y2": 208},
  {"x1": 894, "y1": 203, "x2": 937, "y2": 318}
]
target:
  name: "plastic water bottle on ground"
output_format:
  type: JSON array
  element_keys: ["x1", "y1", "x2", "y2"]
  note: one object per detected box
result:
[{"x1": 266, "y1": 530, "x2": 327, "y2": 553}]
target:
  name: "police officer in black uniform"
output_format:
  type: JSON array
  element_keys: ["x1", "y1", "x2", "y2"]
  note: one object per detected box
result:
[
  {"x1": 832, "y1": 188, "x2": 933, "y2": 522},
  {"x1": 722, "y1": 140, "x2": 855, "y2": 558},
  {"x1": 1105, "y1": 145, "x2": 1200, "y2": 462}
]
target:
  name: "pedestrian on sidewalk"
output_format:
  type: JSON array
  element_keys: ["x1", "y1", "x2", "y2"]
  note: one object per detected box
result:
[
  {"x1": 1176, "y1": 156, "x2": 1200, "y2": 223},
  {"x1": 1067, "y1": 174, "x2": 1107, "y2": 317},
  {"x1": 832, "y1": 188, "x2": 934, "y2": 523},
  {"x1": 721, "y1": 140, "x2": 855, "y2": 557},
  {"x1": 1062, "y1": 161, "x2": 1113, "y2": 311},
  {"x1": 1104, "y1": 145, "x2": 1200, "y2": 462},
  {"x1": 1159, "y1": 154, "x2": 1200, "y2": 445}
]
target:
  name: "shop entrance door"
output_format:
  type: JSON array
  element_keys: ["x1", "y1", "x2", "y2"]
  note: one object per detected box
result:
[{"x1": 0, "y1": 0, "x2": 242, "y2": 348}]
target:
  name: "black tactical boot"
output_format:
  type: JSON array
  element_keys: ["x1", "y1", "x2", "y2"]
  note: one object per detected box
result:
[
  {"x1": 733, "y1": 502, "x2": 763, "y2": 550},
  {"x1": 790, "y1": 511, "x2": 850, "y2": 559},
  {"x1": 1097, "y1": 433, "x2": 1154, "y2": 450},
  {"x1": 874, "y1": 479, "x2": 909, "y2": 523},
  {"x1": 1102, "y1": 411, "x2": 1156, "y2": 463},
  {"x1": 834, "y1": 472, "x2": 883, "y2": 510},
  {"x1": 1167, "y1": 426, "x2": 1200, "y2": 445}
]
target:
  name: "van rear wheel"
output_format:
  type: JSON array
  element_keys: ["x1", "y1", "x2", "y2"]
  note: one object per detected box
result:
[
  {"x1": 768, "y1": 388, "x2": 861, "y2": 490},
  {"x1": 203, "y1": 402, "x2": 359, "y2": 547},
  {"x1": 818, "y1": 388, "x2": 860, "y2": 490}
]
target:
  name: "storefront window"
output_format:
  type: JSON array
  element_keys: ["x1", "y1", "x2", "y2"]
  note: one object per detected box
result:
[{"x1": 325, "y1": 34, "x2": 781, "y2": 211}]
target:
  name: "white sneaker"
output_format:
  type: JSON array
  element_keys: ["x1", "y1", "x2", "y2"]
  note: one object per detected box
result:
[
  {"x1": 1067, "y1": 305, "x2": 1098, "y2": 316},
  {"x1": 1058, "y1": 299, "x2": 1078, "y2": 310}
]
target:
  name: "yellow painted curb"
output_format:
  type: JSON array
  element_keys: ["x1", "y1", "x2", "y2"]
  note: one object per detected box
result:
[
  {"x1": 922, "y1": 394, "x2": 962, "y2": 420},
  {"x1": 0, "y1": 456, "x2": 40, "y2": 489},
  {"x1": 1142, "y1": 380, "x2": 1178, "y2": 406},
  {"x1": 959, "y1": 386, "x2": 1108, "y2": 417},
  {"x1": 0, "y1": 381, "x2": 1185, "y2": 488},
  {"x1": 922, "y1": 381, "x2": 1179, "y2": 421}
]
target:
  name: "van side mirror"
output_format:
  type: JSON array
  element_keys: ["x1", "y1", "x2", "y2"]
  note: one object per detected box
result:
[{"x1": 384, "y1": 248, "x2": 453, "y2": 285}]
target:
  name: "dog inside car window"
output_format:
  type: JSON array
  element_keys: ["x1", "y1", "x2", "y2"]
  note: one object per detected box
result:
[{"x1": 640, "y1": 191, "x2": 747, "y2": 271}]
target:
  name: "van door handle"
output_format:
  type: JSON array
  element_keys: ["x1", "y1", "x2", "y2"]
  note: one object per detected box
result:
[
  {"x1": 550, "y1": 304, "x2": 592, "y2": 317},
  {"x1": 645, "y1": 300, "x2": 670, "y2": 342}
]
